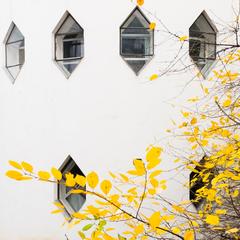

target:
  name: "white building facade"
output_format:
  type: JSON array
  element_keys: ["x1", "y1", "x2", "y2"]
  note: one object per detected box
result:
[{"x1": 0, "y1": 0, "x2": 233, "y2": 239}]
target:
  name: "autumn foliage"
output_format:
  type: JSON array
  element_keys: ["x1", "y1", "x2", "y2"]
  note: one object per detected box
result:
[{"x1": 5, "y1": 0, "x2": 240, "y2": 239}]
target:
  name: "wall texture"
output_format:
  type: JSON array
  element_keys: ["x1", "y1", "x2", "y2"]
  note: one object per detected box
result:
[{"x1": 0, "y1": 0, "x2": 232, "y2": 239}]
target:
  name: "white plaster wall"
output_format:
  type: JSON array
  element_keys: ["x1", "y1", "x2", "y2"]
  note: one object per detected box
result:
[{"x1": 0, "y1": 0, "x2": 233, "y2": 239}]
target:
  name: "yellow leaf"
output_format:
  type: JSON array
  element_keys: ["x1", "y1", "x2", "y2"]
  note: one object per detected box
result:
[
  {"x1": 147, "y1": 158, "x2": 160, "y2": 170},
  {"x1": 6, "y1": 170, "x2": 23, "y2": 180},
  {"x1": 226, "y1": 228, "x2": 239, "y2": 234},
  {"x1": 146, "y1": 146, "x2": 162, "y2": 162},
  {"x1": 223, "y1": 99, "x2": 231, "y2": 107},
  {"x1": 72, "y1": 212, "x2": 86, "y2": 219},
  {"x1": 100, "y1": 179, "x2": 112, "y2": 195},
  {"x1": 19, "y1": 176, "x2": 32, "y2": 180},
  {"x1": 21, "y1": 161, "x2": 33, "y2": 173},
  {"x1": 71, "y1": 189, "x2": 85, "y2": 194},
  {"x1": 161, "y1": 184, "x2": 167, "y2": 190},
  {"x1": 172, "y1": 205, "x2": 184, "y2": 213},
  {"x1": 174, "y1": 158, "x2": 180, "y2": 163},
  {"x1": 232, "y1": 189, "x2": 239, "y2": 197},
  {"x1": 181, "y1": 111, "x2": 190, "y2": 118},
  {"x1": 184, "y1": 230, "x2": 194, "y2": 240},
  {"x1": 87, "y1": 171, "x2": 99, "y2": 189},
  {"x1": 149, "y1": 212, "x2": 161, "y2": 228},
  {"x1": 150, "y1": 178, "x2": 159, "y2": 188},
  {"x1": 172, "y1": 227, "x2": 181, "y2": 234},
  {"x1": 137, "y1": 0, "x2": 144, "y2": 6},
  {"x1": 119, "y1": 173, "x2": 129, "y2": 182},
  {"x1": 54, "y1": 202, "x2": 65, "y2": 209},
  {"x1": 133, "y1": 159, "x2": 145, "y2": 175},
  {"x1": 190, "y1": 117, "x2": 197, "y2": 125},
  {"x1": 134, "y1": 224, "x2": 144, "y2": 234},
  {"x1": 51, "y1": 167, "x2": 62, "y2": 181},
  {"x1": 149, "y1": 170, "x2": 162, "y2": 178},
  {"x1": 149, "y1": 74, "x2": 158, "y2": 81},
  {"x1": 75, "y1": 174, "x2": 86, "y2": 187},
  {"x1": 51, "y1": 209, "x2": 64, "y2": 214},
  {"x1": 205, "y1": 215, "x2": 219, "y2": 225},
  {"x1": 215, "y1": 209, "x2": 226, "y2": 215},
  {"x1": 149, "y1": 22, "x2": 156, "y2": 30},
  {"x1": 38, "y1": 171, "x2": 51, "y2": 181},
  {"x1": 188, "y1": 97, "x2": 199, "y2": 102},
  {"x1": 109, "y1": 171, "x2": 116, "y2": 179},
  {"x1": 8, "y1": 160, "x2": 22, "y2": 170},
  {"x1": 148, "y1": 188, "x2": 156, "y2": 195},
  {"x1": 179, "y1": 36, "x2": 188, "y2": 42}
]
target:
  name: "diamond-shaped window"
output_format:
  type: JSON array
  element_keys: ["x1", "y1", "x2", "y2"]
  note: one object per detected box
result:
[
  {"x1": 4, "y1": 23, "x2": 25, "y2": 82},
  {"x1": 57, "y1": 155, "x2": 86, "y2": 218},
  {"x1": 54, "y1": 12, "x2": 84, "y2": 78},
  {"x1": 120, "y1": 7, "x2": 154, "y2": 75},
  {"x1": 189, "y1": 11, "x2": 217, "y2": 76}
]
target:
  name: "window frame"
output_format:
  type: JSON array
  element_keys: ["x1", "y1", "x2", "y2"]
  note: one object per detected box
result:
[
  {"x1": 4, "y1": 23, "x2": 25, "y2": 81},
  {"x1": 56, "y1": 155, "x2": 86, "y2": 219},
  {"x1": 53, "y1": 12, "x2": 84, "y2": 78},
  {"x1": 189, "y1": 11, "x2": 218, "y2": 76},
  {"x1": 119, "y1": 6, "x2": 154, "y2": 75}
]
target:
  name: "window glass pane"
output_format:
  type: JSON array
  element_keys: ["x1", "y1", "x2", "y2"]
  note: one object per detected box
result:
[
  {"x1": 6, "y1": 40, "x2": 25, "y2": 67},
  {"x1": 66, "y1": 194, "x2": 85, "y2": 212},
  {"x1": 7, "y1": 26, "x2": 24, "y2": 43},
  {"x1": 7, "y1": 65, "x2": 22, "y2": 79},
  {"x1": 126, "y1": 59, "x2": 146, "y2": 74},
  {"x1": 63, "y1": 35, "x2": 82, "y2": 58},
  {"x1": 57, "y1": 15, "x2": 82, "y2": 34},
  {"x1": 122, "y1": 38, "x2": 146, "y2": 55}
]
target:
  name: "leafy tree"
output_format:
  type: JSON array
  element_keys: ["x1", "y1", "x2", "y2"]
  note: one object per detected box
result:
[{"x1": 5, "y1": 0, "x2": 240, "y2": 239}]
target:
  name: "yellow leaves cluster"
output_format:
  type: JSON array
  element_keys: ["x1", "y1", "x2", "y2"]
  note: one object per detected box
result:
[
  {"x1": 6, "y1": 161, "x2": 34, "y2": 180},
  {"x1": 127, "y1": 159, "x2": 145, "y2": 176}
]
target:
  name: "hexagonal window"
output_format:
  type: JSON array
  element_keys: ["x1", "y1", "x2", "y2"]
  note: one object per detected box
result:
[
  {"x1": 189, "y1": 157, "x2": 214, "y2": 208},
  {"x1": 54, "y1": 12, "x2": 84, "y2": 78},
  {"x1": 4, "y1": 22, "x2": 25, "y2": 82},
  {"x1": 120, "y1": 7, "x2": 154, "y2": 75},
  {"x1": 189, "y1": 11, "x2": 218, "y2": 76},
  {"x1": 57, "y1": 155, "x2": 86, "y2": 218}
]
